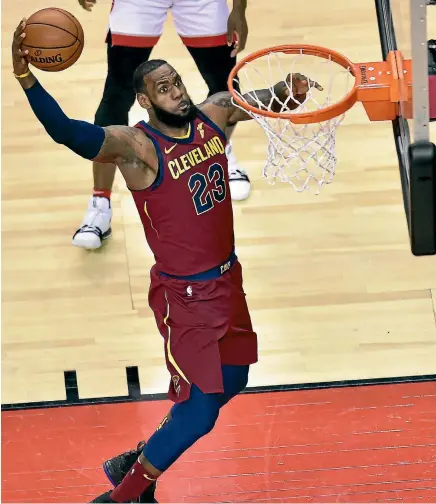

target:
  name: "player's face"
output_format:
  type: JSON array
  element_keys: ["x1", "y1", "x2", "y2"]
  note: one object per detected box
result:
[{"x1": 142, "y1": 65, "x2": 197, "y2": 127}]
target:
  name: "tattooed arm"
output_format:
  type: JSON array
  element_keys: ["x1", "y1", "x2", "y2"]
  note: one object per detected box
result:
[
  {"x1": 199, "y1": 73, "x2": 322, "y2": 128},
  {"x1": 96, "y1": 126, "x2": 158, "y2": 190},
  {"x1": 20, "y1": 76, "x2": 155, "y2": 185},
  {"x1": 94, "y1": 126, "x2": 150, "y2": 164},
  {"x1": 17, "y1": 71, "x2": 153, "y2": 164},
  {"x1": 13, "y1": 19, "x2": 156, "y2": 189},
  {"x1": 20, "y1": 76, "x2": 151, "y2": 166}
]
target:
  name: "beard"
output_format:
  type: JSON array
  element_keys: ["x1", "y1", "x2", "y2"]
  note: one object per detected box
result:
[{"x1": 152, "y1": 99, "x2": 198, "y2": 127}]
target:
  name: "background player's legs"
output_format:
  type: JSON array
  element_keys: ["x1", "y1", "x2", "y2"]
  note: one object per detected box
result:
[
  {"x1": 72, "y1": 38, "x2": 154, "y2": 250},
  {"x1": 174, "y1": 0, "x2": 251, "y2": 201},
  {"x1": 95, "y1": 365, "x2": 249, "y2": 503},
  {"x1": 73, "y1": 0, "x2": 168, "y2": 250}
]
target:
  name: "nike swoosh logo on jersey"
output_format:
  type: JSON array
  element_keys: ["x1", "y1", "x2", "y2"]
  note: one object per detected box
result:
[{"x1": 164, "y1": 144, "x2": 177, "y2": 154}]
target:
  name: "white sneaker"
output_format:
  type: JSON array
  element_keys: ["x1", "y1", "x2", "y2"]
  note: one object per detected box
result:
[
  {"x1": 72, "y1": 196, "x2": 112, "y2": 250},
  {"x1": 226, "y1": 141, "x2": 251, "y2": 201}
]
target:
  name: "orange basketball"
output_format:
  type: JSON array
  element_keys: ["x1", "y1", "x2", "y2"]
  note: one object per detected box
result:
[{"x1": 22, "y1": 8, "x2": 84, "y2": 72}]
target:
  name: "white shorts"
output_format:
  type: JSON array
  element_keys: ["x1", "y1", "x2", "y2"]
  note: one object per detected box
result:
[{"x1": 108, "y1": 0, "x2": 230, "y2": 48}]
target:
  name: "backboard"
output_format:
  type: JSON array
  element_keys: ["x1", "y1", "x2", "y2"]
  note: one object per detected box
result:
[{"x1": 376, "y1": 0, "x2": 436, "y2": 255}]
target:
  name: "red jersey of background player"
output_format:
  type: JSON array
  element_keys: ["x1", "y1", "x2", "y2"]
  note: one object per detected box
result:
[{"x1": 130, "y1": 109, "x2": 234, "y2": 277}]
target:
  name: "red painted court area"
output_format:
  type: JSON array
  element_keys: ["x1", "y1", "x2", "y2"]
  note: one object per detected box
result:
[{"x1": 2, "y1": 381, "x2": 436, "y2": 503}]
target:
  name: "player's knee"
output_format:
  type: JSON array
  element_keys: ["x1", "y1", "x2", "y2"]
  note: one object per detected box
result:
[
  {"x1": 94, "y1": 84, "x2": 136, "y2": 127},
  {"x1": 180, "y1": 390, "x2": 220, "y2": 440},
  {"x1": 221, "y1": 364, "x2": 249, "y2": 402},
  {"x1": 191, "y1": 404, "x2": 219, "y2": 438},
  {"x1": 235, "y1": 365, "x2": 249, "y2": 393}
]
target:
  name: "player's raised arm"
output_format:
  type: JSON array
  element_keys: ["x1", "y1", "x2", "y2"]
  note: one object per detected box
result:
[
  {"x1": 11, "y1": 19, "x2": 142, "y2": 166},
  {"x1": 200, "y1": 74, "x2": 323, "y2": 127}
]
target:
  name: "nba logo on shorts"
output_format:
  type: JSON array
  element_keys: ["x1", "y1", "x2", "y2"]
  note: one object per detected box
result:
[{"x1": 187, "y1": 285, "x2": 193, "y2": 297}]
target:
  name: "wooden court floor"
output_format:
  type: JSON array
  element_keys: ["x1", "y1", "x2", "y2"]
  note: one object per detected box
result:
[{"x1": 2, "y1": 0, "x2": 436, "y2": 405}]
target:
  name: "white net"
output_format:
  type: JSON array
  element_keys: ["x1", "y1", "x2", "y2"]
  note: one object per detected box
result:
[{"x1": 231, "y1": 49, "x2": 354, "y2": 193}]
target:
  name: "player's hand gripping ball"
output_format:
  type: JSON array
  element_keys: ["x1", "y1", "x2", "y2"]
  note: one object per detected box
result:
[{"x1": 20, "y1": 8, "x2": 84, "y2": 72}]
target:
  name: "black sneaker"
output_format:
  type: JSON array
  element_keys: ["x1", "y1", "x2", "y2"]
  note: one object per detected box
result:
[
  {"x1": 103, "y1": 441, "x2": 145, "y2": 486},
  {"x1": 90, "y1": 491, "x2": 116, "y2": 503},
  {"x1": 89, "y1": 489, "x2": 154, "y2": 504},
  {"x1": 102, "y1": 441, "x2": 157, "y2": 503}
]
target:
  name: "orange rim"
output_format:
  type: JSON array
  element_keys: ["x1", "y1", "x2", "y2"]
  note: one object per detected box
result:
[{"x1": 227, "y1": 44, "x2": 411, "y2": 124}]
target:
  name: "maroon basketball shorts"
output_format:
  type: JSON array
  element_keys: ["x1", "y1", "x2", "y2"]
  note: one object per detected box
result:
[{"x1": 148, "y1": 257, "x2": 258, "y2": 403}]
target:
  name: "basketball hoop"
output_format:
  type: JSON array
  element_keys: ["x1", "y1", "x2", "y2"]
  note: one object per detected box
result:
[{"x1": 227, "y1": 44, "x2": 412, "y2": 193}]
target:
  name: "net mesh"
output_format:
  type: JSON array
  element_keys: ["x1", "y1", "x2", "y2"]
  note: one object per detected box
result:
[{"x1": 231, "y1": 49, "x2": 354, "y2": 193}]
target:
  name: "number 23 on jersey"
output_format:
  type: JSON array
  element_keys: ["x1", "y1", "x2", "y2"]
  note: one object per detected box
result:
[{"x1": 188, "y1": 163, "x2": 226, "y2": 215}]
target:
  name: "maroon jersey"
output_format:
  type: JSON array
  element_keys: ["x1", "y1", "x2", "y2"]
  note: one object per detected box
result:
[{"x1": 131, "y1": 110, "x2": 234, "y2": 277}]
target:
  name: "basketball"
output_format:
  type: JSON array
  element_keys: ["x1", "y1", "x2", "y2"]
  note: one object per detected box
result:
[{"x1": 22, "y1": 8, "x2": 84, "y2": 72}]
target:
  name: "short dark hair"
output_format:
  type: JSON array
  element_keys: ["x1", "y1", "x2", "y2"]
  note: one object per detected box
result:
[{"x1": 133, "y1": 59, "x2": 168, "y2": 93}]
